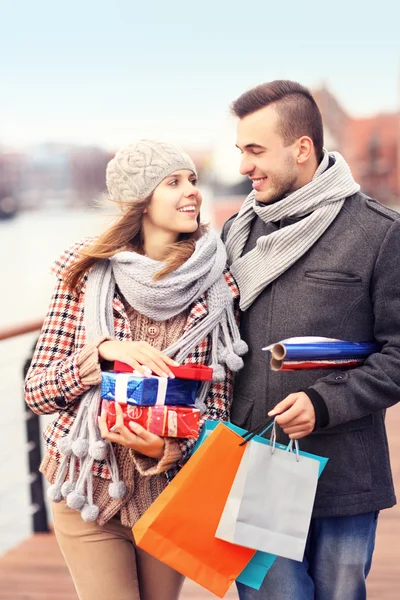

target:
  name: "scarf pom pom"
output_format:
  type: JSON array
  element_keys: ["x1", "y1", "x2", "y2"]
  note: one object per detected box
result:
[
  {"x1": 195, "y1": 399, "x2": 207, "y2": 415},
  {"x1": 61, "y1": 481, "x2": 76, "y2": 498},
  {"x1": 233, "y1": 339, "x2": 248, "y2": 356},
  {"x1": 89, "y1": 440, "x2": 108, "y2": 461},
  {"x1": 225, "y1": 352, "x2": 244, "y2": 372},
  {"x1": 57, "y1": 437, "x2": 73, "y2": 456},
  {"x1": 66, "y1": 490, "x2": 86, "y2": 510},
  {"x1": 72, "y1": 438, "x2": 89, "y2": 458},
  {"x1": 218, "y1": 346, "x2": 229, "y2": 362},
  {"x1": 81, "y1": 503, "x2": 100, "y2": 522},
  {"x1": 108, "y1": 481, "x2": 126, "y2": 499},
  {"x1": 211, "y1": 364, "x2": 226, "y2": 382},
  {"x1": 47, "y1": 484, "x2": 63, "y2": 503}
]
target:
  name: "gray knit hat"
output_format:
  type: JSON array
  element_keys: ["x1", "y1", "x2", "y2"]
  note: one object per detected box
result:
[{"x1": 106, "y1": 139, "x2": 197, "y2": 202}]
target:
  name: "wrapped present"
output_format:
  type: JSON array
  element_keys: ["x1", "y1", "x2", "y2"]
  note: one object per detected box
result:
[
  {"x1": 104, "y1": 401, "x2": 200, "y2": 438},
  {"x1": 113, "y1": 360, "x2": 213, "y2": 381},
  {"x1": 263, "y1": 336, "x2": 379, "y2": 361},
  {"x1": 263, "y1": 336, "x2": 379, "y2": 372},
  {"x1": 271, "y1": 358, "x2": 364, "y2": 371},
  {"x1": 101, "y1": 371, "x2": 199, "y2": 406}
]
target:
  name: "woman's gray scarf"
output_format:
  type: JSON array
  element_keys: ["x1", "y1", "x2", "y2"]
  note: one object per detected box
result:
[
  {"x1": 47, "y1": 229, "x2": 247, "y2": 521},
  {"x1": 225, "y1": 151, "x2": 360, "y2": 311}
]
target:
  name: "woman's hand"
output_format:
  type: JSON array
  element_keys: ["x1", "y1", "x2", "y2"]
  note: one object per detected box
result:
[
  {"x1": 98, "y1": 340, "x2": 179, "y2": 378},
  {"x1": 98, "y1": 401, "x2": 165, "y2": 459}
]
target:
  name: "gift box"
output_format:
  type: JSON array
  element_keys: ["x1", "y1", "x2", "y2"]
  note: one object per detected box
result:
[
  {"x1": 104, "y1": 401, "x2": 200, "y2": 438},
  {"x1": 101, "y1": 371, "x2": 199, "y2": 406},
  {"x1": 113, "y1": 360, "x2": 213, "y2": 381}
]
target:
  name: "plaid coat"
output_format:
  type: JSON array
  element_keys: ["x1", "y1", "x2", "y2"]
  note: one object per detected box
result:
[{"x1": 25, "y1": 238, "x2": 239, "y2": 480}]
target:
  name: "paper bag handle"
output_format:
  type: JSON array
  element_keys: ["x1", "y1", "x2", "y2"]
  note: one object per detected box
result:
[
  {"x1": 240, "y1": 418, "x2": 300, "y2": 461},
  {"x1": 239, "y1": 417, "x2": 274, "y2": 446}
]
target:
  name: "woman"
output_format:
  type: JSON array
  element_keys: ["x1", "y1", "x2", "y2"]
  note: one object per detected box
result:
[{"x1": 25, "y1": 140, "x2": 247, "y2": 600}]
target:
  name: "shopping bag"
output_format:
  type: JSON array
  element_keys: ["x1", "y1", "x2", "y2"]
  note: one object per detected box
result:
[
  {"x1": 194, "y1": 420, "x2": 328, "y2": 478},
  {"x1": 195, "y1": 420, "x2": 327, "y2": 589},
  {"x1": 236, "y1": 551, "x2": 277, "y2": 590},
  {"x1": 132, "y1": 423, "x2": 256, "y2": 598},
  {"x1": 217, "y1": 422, "x2": 321, "y2": 562}
]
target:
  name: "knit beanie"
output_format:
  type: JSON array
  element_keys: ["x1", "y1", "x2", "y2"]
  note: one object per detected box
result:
[{"x1": 106, "y1": 139, "x2": 197, "y2": 202}]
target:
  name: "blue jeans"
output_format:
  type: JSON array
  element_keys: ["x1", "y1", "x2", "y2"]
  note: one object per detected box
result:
[{"x1": 236, "y1": 512, "x2": 379, "y2": 600}]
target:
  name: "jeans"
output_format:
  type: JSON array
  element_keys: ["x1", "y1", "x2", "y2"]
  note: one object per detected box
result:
[{"x1": 236, "y1": 512, "x2": 379, "y2": 600}]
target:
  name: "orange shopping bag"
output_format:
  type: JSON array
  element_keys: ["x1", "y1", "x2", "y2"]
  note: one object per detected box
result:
[{"x1": 132, "y1": 423, "x2": 256, "y2": 597}]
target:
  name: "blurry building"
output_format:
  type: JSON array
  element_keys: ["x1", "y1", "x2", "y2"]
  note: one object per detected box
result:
[
  {"x1": 19, "y1": 143, "x2": 73, "y2": 210},
  {"x1": 314, "y1": 86, "x2": 400, "y2": 207},
  {"x1": 69, "y1": 147, "x2": 113, "y2": 207},
  {"x1": 0, "y1": 151, "x2": 23, "y2": 218},
  {"x1": 10, "y1": 144, "x2": 113, "y2": 211}
]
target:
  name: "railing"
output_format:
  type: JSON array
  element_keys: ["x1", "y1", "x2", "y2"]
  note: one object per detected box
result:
[
  {"x1": 0, "y1": 319, "x2": 49, "y2": 536},
  {"x1": 0, "y1": 319, "x2": 44, "y2": 341}
]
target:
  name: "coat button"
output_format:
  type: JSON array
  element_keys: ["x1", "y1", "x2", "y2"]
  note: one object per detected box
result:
[
  {"x1": 335, "y1": 375, "x2": 344, "y2": 380},
  {"x1": 147, "y1": 324, "x2": 160, "y2": 338}
]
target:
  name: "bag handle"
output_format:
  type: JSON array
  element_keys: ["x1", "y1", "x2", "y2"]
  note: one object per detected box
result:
[
  {"x1": 285, "y1": 438, "x2": 300, "y2": 462},
  {"x1": 239, "y1": 417, "x2": 274, "y2": 446},
  {"x1": 240, "y1": 418, "x2": 300, "y2": 461},
  {"x1": 270, "y1": 420, "x2": 300, "y2": 461}
]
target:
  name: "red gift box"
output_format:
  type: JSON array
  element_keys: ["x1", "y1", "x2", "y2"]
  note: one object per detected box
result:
[
  {"x1": 104, "y1": 401, "x2": 200, "y2": 439},
  {"x1": 113, "y1": 361, "x2": 213, "y2": 382}
]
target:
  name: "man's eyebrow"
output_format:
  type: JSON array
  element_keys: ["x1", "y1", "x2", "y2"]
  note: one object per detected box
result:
[{"x1": 235, "y1": 143, "x2": 266, "y2": 150}]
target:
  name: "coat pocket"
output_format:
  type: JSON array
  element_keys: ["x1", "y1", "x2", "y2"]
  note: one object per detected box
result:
[
  {"x1": 230, "y1": 394, "x2": 254, "y2": 429},
  {"x1": 313, "y1": 414, "x2": 374, "y2": 435},
  {"x1": 304, "y1": 428, "x2": 373, "y2": 497},
  {"x1": 305, "y1": 270, "x2": 362, "y2": 285}
]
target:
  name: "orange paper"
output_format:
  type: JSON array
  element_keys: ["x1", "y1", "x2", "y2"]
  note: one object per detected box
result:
[{"x1": 132, "y1": 423, "x2": 256, "y2": 597}]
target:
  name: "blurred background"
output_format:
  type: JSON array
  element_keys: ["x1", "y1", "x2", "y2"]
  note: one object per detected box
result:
[{"x1": 1, "y1": 0, "x2": 400, "y2": 597}]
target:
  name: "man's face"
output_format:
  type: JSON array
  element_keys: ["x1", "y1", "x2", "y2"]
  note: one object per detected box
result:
[{"x1": 236, "y1": 104, "x2": 301, "y2": 204}]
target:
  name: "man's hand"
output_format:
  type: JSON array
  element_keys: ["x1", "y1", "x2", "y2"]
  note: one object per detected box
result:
[{"x1": 268, "y1": 392, "x2": 316, "y2": 439}]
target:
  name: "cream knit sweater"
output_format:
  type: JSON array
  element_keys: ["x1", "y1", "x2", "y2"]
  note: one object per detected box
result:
[{"x1": 40, "y1": 299, "x2": 188, "y2": 527}]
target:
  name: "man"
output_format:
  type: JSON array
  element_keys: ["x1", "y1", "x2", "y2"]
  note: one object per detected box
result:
[{"x1": 222, "y1": 80, "x2": 400, "y2": 600}]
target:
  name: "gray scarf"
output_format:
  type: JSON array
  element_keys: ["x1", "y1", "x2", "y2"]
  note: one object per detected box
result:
[
  {"x1": 47, "y1": 229, "x2": 247, "y2": 521},
  {"x1": 226, "y1": 151, "x2": 360, "y2": 311}
]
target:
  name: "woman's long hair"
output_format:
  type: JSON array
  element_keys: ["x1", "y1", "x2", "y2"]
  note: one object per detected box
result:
[{"x1": 64, "y1": 196, "x2": 207, "y2": 292}]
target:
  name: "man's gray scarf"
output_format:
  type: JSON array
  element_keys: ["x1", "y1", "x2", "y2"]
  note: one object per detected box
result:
[
  {"x1": 48, "y1": 230, "x2": 247, "y2": 521},
  {"x1": 226, "y1": 151, "x2": 360, "y2": 311}
]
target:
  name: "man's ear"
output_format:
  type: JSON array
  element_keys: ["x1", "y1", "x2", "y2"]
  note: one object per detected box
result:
[{"x1": 296, "y1": 136, "x2": 313, "y2": 164}]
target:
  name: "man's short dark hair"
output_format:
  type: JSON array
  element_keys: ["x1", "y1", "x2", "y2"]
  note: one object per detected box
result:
[{"x1": 232, "y1": 80, "x2": 324, "y2": 162}]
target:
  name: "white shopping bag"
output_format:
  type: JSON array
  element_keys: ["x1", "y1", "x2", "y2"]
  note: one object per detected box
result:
[{"x1": 216, "y1": 423, "x2": 320, "y2": 562}]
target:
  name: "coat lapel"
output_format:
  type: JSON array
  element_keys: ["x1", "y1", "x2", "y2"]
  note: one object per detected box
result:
[
  {"x1": 183, "y1": 294, "x2": 208, "y2": 334},
  {"x1": 113, "y1": 292, "x2": 132, "y2": 339}
]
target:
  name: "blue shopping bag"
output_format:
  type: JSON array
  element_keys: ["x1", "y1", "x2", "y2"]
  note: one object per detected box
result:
[{"x1": 194, "y1": 420, "x2": 328, "y2": 590}]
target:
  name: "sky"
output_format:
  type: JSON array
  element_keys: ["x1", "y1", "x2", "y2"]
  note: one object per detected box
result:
[{"x1": 1, "y1": 0, "x2": 400, "y2": 152}]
